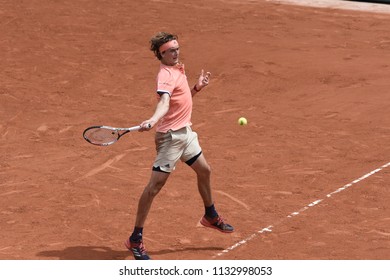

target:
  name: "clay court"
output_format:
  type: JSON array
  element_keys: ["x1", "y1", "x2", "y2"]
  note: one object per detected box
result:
[{"x1": 1, "y1": 0, "x2": 390, "y2": 260}]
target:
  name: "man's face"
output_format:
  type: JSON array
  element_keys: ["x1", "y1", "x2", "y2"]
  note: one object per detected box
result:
[{"x1": 161, "y1": 46, "x2": 180, "y2": 66}]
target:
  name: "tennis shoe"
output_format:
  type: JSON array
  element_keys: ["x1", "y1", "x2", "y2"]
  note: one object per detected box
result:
[
  {"x1": 125, "y1": 238, "x2": 151, "y2": 260},
  {"x1": 200, "y1": 215, "x2": 234, "y2": 233}
]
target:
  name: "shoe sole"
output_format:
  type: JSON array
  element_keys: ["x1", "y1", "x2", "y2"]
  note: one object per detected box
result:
[{"x1": 200, "y1": 218, "x2": 234, "y2": 233}]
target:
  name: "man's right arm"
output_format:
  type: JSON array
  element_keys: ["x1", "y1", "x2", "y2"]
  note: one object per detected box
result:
[{"x1": 139, "y1": 93, "x2": 170, "y2": 131}]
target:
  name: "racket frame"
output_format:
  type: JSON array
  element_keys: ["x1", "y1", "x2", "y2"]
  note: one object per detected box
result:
[{"x1": 83, "y1": 125, "x2": 141, "y2": 146}]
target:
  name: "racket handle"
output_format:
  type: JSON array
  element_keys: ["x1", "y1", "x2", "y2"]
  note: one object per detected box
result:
[
  {"x1": 132, "y1": 123, "x2": 151, "y2": 131},
  {"x1": 129, "y1": 126, "x2": 141, "y2": 131}
]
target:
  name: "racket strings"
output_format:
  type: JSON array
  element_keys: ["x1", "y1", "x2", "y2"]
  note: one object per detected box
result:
[{"x1": 84, "y1": 128, "x2": 119, "y2": 145}]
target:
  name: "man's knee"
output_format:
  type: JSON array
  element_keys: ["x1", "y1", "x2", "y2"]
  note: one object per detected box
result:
[
  {"x1": 197, "y1": 162, "x2": 211, "y2": 179},
  {"x1": 145, "y1": 178, "x2": 167, "y2": 197},
  {"x1": 204, "y1": 163, "x2": 211, "y2": 175}
]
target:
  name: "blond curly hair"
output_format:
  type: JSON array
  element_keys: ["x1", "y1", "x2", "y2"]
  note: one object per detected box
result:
[{"x1": 150, "y1": 32, "x2": 178, "y2": 60}]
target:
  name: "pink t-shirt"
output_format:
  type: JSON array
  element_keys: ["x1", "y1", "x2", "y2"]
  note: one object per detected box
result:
[{"x1": 155, "y1": 63, "x2": 192, "y2": 133}]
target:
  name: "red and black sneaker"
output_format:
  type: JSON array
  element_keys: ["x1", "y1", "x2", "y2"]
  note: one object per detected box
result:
[
  {"x1": 125, "y1": 238, "x2": 151, "y2": 260},
  {"x1": 200, "y1": 215, "x2": 234, "y2": 233}
]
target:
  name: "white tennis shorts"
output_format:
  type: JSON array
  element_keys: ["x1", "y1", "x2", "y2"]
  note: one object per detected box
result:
[{"x1": 153, "y1": 126, "x2": 202, "y2": 173}]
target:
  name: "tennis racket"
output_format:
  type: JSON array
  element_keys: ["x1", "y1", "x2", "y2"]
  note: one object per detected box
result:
[{"x1": 83, "y1": 124, "x2": 150, "y2": 146}]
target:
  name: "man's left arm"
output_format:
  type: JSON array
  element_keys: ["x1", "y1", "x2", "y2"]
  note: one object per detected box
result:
[{"x1": 191, "y1": 69, "x2": 211, "y2": 97}]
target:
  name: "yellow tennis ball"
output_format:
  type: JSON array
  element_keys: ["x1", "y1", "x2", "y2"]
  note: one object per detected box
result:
[{"x1": 238, "y1": 117, "x2": 248, "y2": 126}]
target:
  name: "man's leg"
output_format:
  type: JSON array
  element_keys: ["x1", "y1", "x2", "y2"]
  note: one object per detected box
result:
[
  {"x1": 189, "y1": 153, "x2": 213, "y2": 207},
  {"x1": 135, "y1": 170, "x2": 170, "y2": 227},
  {"x1": 189, "y1": 153, "x2": 234, "y2": 233},
  {"x1": 126, "y1": 170, "x2": 170, "y2": 260}
]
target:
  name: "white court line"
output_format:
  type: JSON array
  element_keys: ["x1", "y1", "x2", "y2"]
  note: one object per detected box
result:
[{"x1": 215, "y1": 161, "x2": 390, "y2": 258}]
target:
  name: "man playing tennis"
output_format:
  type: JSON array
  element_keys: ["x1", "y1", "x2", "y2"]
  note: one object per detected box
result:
[{"x1": 125, "y1": 32, "x2": 234, "y2": 260}]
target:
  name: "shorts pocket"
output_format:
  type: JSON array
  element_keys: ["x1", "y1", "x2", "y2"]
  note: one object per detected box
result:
[{"x1": 155, "y1": 132, "x2": 172, "y2": 147}]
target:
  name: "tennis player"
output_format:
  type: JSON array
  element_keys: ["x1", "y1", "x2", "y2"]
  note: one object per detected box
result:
[{"x1": 125, "y1": 32, "x2": 234, "y2": 260}]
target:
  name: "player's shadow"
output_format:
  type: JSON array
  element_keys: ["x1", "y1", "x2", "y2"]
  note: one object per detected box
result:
[
  {"x1": 37, "y1": 246, "x2": 129, "y2": 260},
  {"x1": 150, "y1": 246, "x2": 225, "y2": 257},
  {"x1": 37, "y1": 245, "x2": 224, "y2": 260}
]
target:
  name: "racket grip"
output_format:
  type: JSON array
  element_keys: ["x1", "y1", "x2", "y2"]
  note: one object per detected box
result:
[{"x1": 135, "y1": 123, "x2": 151, "y2": 131}]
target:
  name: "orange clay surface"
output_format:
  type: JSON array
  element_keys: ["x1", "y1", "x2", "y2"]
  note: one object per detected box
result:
[{"x1": 1, "y1": 0, "x2": 390, "y2": 260}]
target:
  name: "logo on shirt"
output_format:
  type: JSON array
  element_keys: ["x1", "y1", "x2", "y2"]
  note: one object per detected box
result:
[{"x1": 158, "y1": 82, "x2": 172, "y2": 86}]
